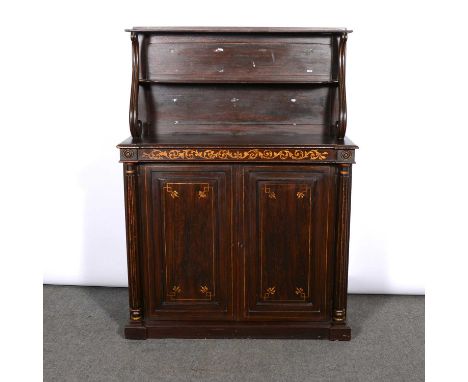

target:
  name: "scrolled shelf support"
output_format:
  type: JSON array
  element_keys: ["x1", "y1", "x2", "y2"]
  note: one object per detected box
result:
[
  {"x1": 336, "y1": 33, "x2": 348, "y2": 139},
  {"x1": 129, "y1": 32, "x2": 142, "y2": 138}
]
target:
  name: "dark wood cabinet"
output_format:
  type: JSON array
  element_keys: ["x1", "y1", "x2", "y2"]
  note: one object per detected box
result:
[{"x1": 118, "y1": 27, "x2": 356, "y2": 340}]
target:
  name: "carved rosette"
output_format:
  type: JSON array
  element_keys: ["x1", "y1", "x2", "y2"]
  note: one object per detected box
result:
[
  {"x1": 120, "y1": 148, "x2": 138, "y2": 161},
  {"x1": 336, "y1": 149, "x2": 354, "y2": 163}
]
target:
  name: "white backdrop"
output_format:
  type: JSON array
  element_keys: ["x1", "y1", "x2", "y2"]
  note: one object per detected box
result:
[{"x1": 31, "y1": 0, "x2": 445, "y2": 294}]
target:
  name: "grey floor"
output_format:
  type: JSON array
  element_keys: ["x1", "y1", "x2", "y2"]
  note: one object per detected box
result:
[{"x1": 44, "y1": 286, "x2": 424, "y2": 382}]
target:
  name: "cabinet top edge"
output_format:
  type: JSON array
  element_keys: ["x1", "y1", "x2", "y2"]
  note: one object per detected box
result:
[
  {"x1": 116, "y1": 136, "x2": 358, "y2": 149},
  {"x1": 125, "y1": 26, "x2": 353, "y2": 34}
]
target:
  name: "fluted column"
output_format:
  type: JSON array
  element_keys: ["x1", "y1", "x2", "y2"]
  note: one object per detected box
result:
[
  {"x1": 333, "y1": 164, "x2": 352, "y2": 324},
  {"x1": 124, "y1": 163, "x2": 142, "y2": 322}
]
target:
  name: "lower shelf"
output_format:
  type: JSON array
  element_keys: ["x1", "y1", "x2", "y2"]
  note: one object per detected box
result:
[{"x1": 125, "y1": 321, "x2": 351, "y2": 341}]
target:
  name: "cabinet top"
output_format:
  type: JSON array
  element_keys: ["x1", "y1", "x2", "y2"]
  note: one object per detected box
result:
[{"x1": 125, "y1": 26, "x2": 352, "y2": 34}]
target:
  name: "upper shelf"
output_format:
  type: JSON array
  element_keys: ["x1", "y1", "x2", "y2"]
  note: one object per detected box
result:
[
  {"x1": 126, "y1": 27, "x2": 352, "y2": 34},
  {"x1": 138, "y1": 78, "x2": 339, "y2": 85},
  {"x1": 136, "y1": 34, "x2": 338, "y2": 84}
]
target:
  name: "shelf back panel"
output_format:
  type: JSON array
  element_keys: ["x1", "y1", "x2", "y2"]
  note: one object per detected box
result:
[
  {"x1": 140, "y1": 34, "x2": 333, "y2": 83},
  {"x1": 139, "y1": 84, "x2": 332, "y2": 136}
]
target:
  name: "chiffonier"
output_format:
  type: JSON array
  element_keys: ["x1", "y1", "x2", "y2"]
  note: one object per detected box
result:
[{"x1": 118, "y1": 27, "x2": 357, "y2": 340}]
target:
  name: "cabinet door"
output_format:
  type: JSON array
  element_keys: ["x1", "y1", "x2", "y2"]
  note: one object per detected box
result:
[
  {"x1": 242, "y1": 166, "x2": 335, "y2": 321},
  {"x1": 141, "y1": 165, "x2": 233, "y2": 320}
]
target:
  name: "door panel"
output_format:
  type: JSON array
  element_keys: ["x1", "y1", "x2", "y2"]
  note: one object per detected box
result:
[
  {"x1": 242, "y1": 166, "x2": 335, "y2": 321},
  {"x1": 141, "y1": 165, "x2": 232, "y2": 320}
]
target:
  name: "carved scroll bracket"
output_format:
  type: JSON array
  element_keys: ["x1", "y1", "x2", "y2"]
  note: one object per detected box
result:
[
  {"x1": 129, "y1": 32, "x2": 142, "y2": 138},
  {"x1": 336, "y1": 33, "x2": 348, "y2": 139}
]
